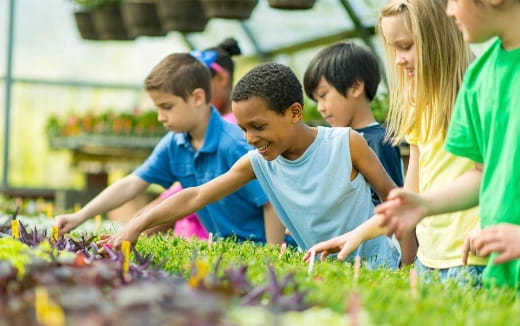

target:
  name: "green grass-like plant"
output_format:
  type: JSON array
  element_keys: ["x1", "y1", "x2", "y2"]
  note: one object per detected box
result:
[{"x1": 136, "y1": 233, "x2": 520, "y2": 326}]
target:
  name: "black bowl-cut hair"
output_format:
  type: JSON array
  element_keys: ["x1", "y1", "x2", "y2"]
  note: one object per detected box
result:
[
  {"x1": 232, "y1": 62, "x2": 303, "y2": 115},
  {"x1": 304, "y1": 42, "x2": 381, "y2": 102}
]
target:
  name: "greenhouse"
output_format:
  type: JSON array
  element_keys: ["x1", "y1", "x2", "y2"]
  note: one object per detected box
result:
[{"x1": 1, "y1": 0, "x2": 519, "y2": 325}]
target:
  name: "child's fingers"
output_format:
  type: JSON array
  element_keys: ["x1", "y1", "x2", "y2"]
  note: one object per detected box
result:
[
  {"x1": 473, "y1": 230, "x2": 499, "y2": 253},
  {"x1": 320, "y1": 251, "x2": 330, "y2": 262},
  {"x1": 385, "y1": 188, "x2": 407, "y2": 201},
  {"x1": 374, "y1": 200, "x2": 396, "y2": 215},
  {"x1": 303, "y1": 251, "x2": 311, "y2": 263},
  {"x1": 477, "y1": 241, "x2": 504, "y2": 258},
  {"x1": 376, "y1": 211, "x2": 396, "y2": 231},
  {"x1": 492, "y1": 251, "x2": 512, "y2": 265},
  {"x1": 98, "y1": 234, "x2": 111, "y2": 240},
  {"x1": 337, "y1": 242, "x2": 356, "y2": 261}
]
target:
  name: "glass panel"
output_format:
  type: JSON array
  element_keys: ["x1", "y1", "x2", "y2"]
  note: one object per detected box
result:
[
  {"x1": 9, "y1": 83, "x2": 153, "y2": 188},
  {"x1": 0, "y1": 82, "x2": 5, "y2": 185},
  {"x1": 12, "y1": 0, "x2": 190, "y2": 83},
  {"x1": 240, "y1": 0, "x2": 354, "y2": 52}
]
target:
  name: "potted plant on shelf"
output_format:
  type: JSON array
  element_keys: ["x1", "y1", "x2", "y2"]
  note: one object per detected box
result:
[
  {"x1": 121, "y1": 0, "x2": 166, "y2": 38},
  {"x1": 200, "y1": 0, "x2": 258, "y2": 20},
  {"x1": 156, "y1": 0, "x2": 209, "y2": 33},
  {"x1": 268, "y1": 0, "x2": 316, "y2": 10}
]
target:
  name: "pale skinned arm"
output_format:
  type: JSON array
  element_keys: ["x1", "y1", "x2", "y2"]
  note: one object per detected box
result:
[
  {"x1": 376, "y1": 163, "x2": 483, "y2": 239},
  {"x1": 97, "y1": 154, "x2": 256, "y2": 250},
  {"x1": 396, "y1": 145, "x2": 420, "y2": 266},
  {"x1": 303, "y1": 214, "x2": 387, "y2": 263},
  {"x1": 350, "y1": 131, "x2": 418, "y2": 265},
  {"x1": 54, "y1": 174, "x2": 150, "y2": 235}
]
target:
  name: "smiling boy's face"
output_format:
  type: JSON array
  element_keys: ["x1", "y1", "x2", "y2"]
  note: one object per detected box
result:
[{"x1": 233, "y1": 96, "x2": 298, "y2": 161}]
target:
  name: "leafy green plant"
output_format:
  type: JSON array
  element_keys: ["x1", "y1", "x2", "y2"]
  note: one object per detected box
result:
[
  {"x1": 135, "y1": 233, "x2": 520, "y2": 326},
  {"x1": 45, "y1": 109, "x2": 162, "y2": 138},
  {"x1": 371, "y1": 93, "x2": 390, "y2": 124}
]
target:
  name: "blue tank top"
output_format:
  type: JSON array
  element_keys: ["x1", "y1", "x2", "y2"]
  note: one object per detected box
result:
[{"x1": 249, "y1": 126, "x2": 400, "y2": 268}]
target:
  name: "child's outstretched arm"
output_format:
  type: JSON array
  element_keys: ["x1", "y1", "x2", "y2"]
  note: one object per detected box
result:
[
  {"x1": 54, "y1": 174, "x2": 150, "y2": 235},
  {"x1": 303, "y1": 214, "x2": 388, "y2": 263},
  {"x1": 376, "y1": 163, "x2": 483, "y2": 239},
  {"x1": 97, "y1": 154, "x2": 256, "y2": 250},
  {"x1": 473, "y1": 224, "x2": 520, "y2": 265}
]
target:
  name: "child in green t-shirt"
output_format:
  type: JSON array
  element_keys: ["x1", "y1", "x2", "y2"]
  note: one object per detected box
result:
[{"x1": 376, "y1": 0, "x2": 520, "y2": 288}]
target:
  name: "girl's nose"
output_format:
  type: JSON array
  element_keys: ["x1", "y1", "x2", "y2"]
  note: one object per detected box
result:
[{"x1": 396, "y1": 56, "x2": 407, "y2": 66}]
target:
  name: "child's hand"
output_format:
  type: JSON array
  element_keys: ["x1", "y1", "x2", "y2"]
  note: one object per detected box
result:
[
  {"x1": 303, "y1": 231, "x2": 363, "y2": 263},
  {"x1": 461, "y1": 225, "x2": 482, "y2": 265},
  {"x1": 473, "y1": 224, "x2": 520, "y2": 265},
  {"x1": 97, "y1": 226, "x2": 140, "y2": 254},
  {"x1": 54, "y1": 213, "x2": 84, "y2": 236},
  {"x1": 375, "y1": 188, "x2": 428, "y2": 239}
]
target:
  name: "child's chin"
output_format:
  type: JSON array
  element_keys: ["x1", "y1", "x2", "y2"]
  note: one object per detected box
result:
[{"x1": 260, "y1": 151, "x2": 278, "y2": 161}]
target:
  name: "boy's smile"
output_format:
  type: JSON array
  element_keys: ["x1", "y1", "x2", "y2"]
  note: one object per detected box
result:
[
  {"x1": 233, "y1": 96, "x2": 287, "y2": 161},
  {"x1": 233, "y1": 96, "x2": 312, "y2": 161}
]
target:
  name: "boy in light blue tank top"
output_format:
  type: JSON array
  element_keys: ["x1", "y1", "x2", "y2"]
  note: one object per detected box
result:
[{"x1": 97, "y1": 63, "x2": 400, "y2": 269}]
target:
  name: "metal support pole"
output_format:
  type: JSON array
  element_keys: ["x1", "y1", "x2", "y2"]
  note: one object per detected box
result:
[
  {"x1": 3, "y1": 0, "x2": 16, "y2": 188},
  {"x1": 239, "y1": 21, "x2": 269, "y2": 62}
]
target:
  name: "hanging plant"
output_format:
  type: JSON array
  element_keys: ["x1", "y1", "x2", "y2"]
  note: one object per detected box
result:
[
  {"x1": 268, "y1": 0, "x2": 316, "y2": 10},
  {"x1": 71, "y1": 0, "x2": 99, "y2": 40},
  {"x1": 156, "y1": 0, "x2": 209, "y2": 33},
  {"x1": 121, "y1": 0, "x2": 166, "y2": 38},
  {"x1": 200, "y1": 0, "x2": 258, "y2": 20},
  {"x1": 90, "y1": 0, "x2": 134, "y2": 40}
]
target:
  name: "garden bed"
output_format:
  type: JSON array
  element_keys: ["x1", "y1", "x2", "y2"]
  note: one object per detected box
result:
[{"x1": 1, "y1": 213, "x2": 519, "y2": 325}]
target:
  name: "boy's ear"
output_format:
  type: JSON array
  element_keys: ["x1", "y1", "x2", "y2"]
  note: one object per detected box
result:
[
  {"x1": 287, "y1": 102, "x2": 303, "y2": 122},
  {"x1": 191, "y1": 88, "x2": 207, "y2": 106},
  {"x1": 349, "y1": 80, "x2": 365, "y2": 99}
]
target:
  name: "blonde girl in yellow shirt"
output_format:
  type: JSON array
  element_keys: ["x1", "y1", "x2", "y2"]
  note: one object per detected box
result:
[{"x1": 304, "y1": 0, "x2": 487, "y2": 284}]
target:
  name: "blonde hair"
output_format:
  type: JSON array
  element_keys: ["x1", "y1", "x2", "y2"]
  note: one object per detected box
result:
[{"x1": 378, "y1": 0, "x2": 473, "y2": 145}]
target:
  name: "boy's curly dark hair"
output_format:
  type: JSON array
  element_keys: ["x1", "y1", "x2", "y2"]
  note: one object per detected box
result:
[{"x1": 231, "y1": 62, "x2": 303, "y2": 114}]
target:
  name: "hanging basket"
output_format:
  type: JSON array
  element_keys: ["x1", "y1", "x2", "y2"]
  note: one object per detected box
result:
[
  {"x1": 200, "y1": 0, "x2": 258, "y2": 20},
  {"x1": 268, "y1": 0, "x2": 316, "y2": 10},
  {"x1": 74, "y1": 10, "x2": 99, "y2": 40},
  {"x1": 121, "y1": 1, "x2": 166, "y2": 37},
  {"x1": 91, "y1": 5, "x2": 134, "y2": 40},
  {"x1": 156, "y1": 0, "x2": 208, "y2": 33}
]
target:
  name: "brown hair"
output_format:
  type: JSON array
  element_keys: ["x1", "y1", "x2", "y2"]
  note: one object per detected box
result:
[{"x1": 144, "y1": 53, "x2": 211, "y2": 103}]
